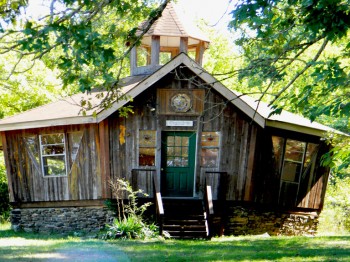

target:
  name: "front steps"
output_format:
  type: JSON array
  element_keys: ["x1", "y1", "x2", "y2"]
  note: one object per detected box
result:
[{"x1": 162, "y1": 199, "x2": 208, "y2": 239}]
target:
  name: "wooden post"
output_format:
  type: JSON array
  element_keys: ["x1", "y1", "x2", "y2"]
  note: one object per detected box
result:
[
  {"x1": 180, "y1": 37, "x2": 188, "y2": 54},
  {"x1": 151, "y1": 35, "x2": 160, "y2": 66},
  {"x1": 130, "y1": 47, "x2": 137, "y2": 76},
  {"x1": 195, "y1": 41, "x2": 205, "y2": 65}
]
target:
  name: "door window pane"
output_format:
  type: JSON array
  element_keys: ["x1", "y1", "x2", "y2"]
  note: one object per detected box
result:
[{"x1": 165, "y1": 134, "x2": 190, "y2": 167}]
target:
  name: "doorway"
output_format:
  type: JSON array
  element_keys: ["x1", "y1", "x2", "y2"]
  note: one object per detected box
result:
[{"x1": 161, "y1": 131, "x2": 196, "y2": 197}]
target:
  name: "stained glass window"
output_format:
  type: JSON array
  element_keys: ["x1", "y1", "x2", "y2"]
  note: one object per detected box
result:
[
  {"x1": 201, "y1": 132, "x2": 220, "y2": 168},
  {"x1": 139, "y1": 130, "x2": 156, "y2": 166}
]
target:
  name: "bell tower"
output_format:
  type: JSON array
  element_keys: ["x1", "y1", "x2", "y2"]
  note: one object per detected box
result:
[{"x1": 130, "y1": 3, "x2": 210, "y2": 76}]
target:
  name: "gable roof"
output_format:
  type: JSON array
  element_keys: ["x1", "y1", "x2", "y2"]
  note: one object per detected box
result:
[{"x1": 0, "y1": 53, "x2": 340, "y2": 137}]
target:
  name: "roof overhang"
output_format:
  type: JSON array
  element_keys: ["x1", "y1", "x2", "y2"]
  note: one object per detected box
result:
[{"x1": 0, "y1": 53, "x2": 342, "y2": 138}]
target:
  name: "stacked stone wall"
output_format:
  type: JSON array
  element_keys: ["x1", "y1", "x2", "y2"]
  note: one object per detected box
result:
[
  {"x1": 223, "y1": 205, "x2": 318, "y2": 236},
  {"x1": 11, "y1": 207, "x2": 114, "y2": 234}
]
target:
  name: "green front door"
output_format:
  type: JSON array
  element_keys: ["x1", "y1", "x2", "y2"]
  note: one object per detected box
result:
[{"x1": 161, "y1": 132, "x2": 196, "y2": 197}]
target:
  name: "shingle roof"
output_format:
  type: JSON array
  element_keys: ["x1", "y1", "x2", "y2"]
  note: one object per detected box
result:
[
  {"x1": 139, "y1": 2, "x2": 209, "y2": 42},
  {"x1": 0, "y1": 53, "x2": 343, "y2": 137}
]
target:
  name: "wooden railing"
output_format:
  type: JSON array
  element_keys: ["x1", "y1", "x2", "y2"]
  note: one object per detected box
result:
[
  {"x1": 204, "y1": 171, "x2": 228, "y2": 237},
  {"x1": 204, "y1": 178, "x2": 214, "y2": 238},
  {"x1": 153, "y1": 171, "x2": 164, "y2": 236}
]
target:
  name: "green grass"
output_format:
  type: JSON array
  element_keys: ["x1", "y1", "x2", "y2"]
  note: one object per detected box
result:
[{"x1": 1, "y1": 222, "x2": 350, "y2": 261}]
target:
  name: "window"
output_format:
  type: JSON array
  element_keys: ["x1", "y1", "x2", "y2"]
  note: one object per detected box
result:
[
  {"x1": 139, "y1": 130, "x2": 156, "y2": 166},
  {"x1": 201, "y1": 132, "x2": 220, "y2": 168},
  {"x1": 166, "y1": 135, "x2": 189, "y2": 167},
  {"x1": 137, "y1": 46, "x2": 150, "y2": 67},
  {"x1": 272, "y1": 136, "x2": 319, "y2": 206},
  {"x1": 40, "y1": 134, "x2": 67, "y2": 177},
  {"x1": 159, "y1": 52, "x2": 172, "y2": 65}
]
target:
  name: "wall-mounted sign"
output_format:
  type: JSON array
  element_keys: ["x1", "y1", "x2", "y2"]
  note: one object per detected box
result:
[{"x1": 166, "y1": 120, "x2": 193, "y2": 127}]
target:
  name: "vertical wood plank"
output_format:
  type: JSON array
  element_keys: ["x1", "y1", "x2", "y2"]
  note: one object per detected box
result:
[{"x1": 244, "y1": 125, "x2": 257, "y2": 201}]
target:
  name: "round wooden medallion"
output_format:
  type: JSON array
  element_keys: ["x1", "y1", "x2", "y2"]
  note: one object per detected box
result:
[{"x1": 171, "y1": 93, "x2": 192, "y2": 112}]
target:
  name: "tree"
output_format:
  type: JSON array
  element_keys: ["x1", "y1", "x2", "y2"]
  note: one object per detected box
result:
[
  {"x1": 228, "y1": 0, "x2": 350, "y2": 171},
  {"x1": 0, "y1": 0, "x2": 170, "y2": 113}
]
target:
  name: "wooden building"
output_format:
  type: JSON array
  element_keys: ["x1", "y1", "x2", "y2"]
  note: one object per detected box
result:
[{"x1": 0, "y1": 3, "x2": 336, "y2": 237}]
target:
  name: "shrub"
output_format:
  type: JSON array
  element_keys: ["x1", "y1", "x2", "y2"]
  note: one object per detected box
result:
[
  {"x1": 318, "y1": 176, "x2": 350, "y2": 234},
  {"x1": 102, "y1": 179, "x2": 158, "y2": 239}
]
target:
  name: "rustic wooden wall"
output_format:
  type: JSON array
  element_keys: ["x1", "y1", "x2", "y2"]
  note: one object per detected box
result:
[
  {"x1": 108, "y1": 69, "x2": 261, "y2": 202},
  {"x1": 2, "y1": 66, "x2": 330, "y2": 211},
  {"x1": 2, "y1": 124, "x2": 104, "y2": 203}
]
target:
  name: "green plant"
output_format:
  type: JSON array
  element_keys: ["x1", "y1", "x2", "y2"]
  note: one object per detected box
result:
[
  {"x1": 318, "y1": 175, "x2": 350, "y2": 234},
  {"x1": 0, "y1": 154, "x2": 10, "y2": 223},
  {"x1": 103, "y1": 179, "x2": 158, "y2": 240}
]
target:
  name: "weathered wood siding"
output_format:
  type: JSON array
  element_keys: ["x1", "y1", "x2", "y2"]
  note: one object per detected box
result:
[
  {"x1": 108, "y1": 70, "x2": 261, "y2": 202},
  {"x1": 2, "y1": 125, "x2": 104, "y2": 203}
]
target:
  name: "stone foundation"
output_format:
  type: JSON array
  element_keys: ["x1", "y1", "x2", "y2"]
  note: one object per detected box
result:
[
  {"x1": 223, "y1": 205, "x2": 319, "y2": 236},
  {"x1": 11, "y1": 207, "x2": 114, "y2": 234}
]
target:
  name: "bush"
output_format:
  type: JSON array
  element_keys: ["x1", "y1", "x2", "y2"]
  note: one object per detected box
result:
[
  {"x1": 102, "y1": 179, "x2": 158, "y2": 240},
  {"x1": 0, "y1": 153, "x2": 11, "y2": 223},
  {"x1": 318, "y1": 176, "x2": 350, "y2": 234}
]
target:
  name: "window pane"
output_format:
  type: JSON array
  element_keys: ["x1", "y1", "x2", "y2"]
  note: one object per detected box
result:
[
  {"x1": 139, "y1": 148, "x2": 155, "y2": 166},
  {"x1": 174, "y1": 136, "x2": 182, "y2": 146},
  {"x1": 139, "y1": 130, "x2": 156, "y2": 147},
  {"x1": 167, "y1": 136, "x2": 174, "y2": 146},
  {"x1": 304, "y1": 143, "x2": 318, "y2": 169},
  {"x1": 42, "y1": 145, "x2": 65, "y2": 155},
  {"x1": 42, "y1": 155, "x2": 66, "y2": 176},
  {"x1": 282, "y1": 161, "x2": 302, "y2": 182},
  {"x1": 201, "y1": 132, "x2": 220, "y2": 147},
  {"x1": 41, "y1": 134, "x2": 64, "y2": 145},
  {"x1": 201, "y1": 148, "x2": 219, "y2": 168},
  {"x1": 280, "y1": 181, "x2": 298, "y2": 206},
  {"x1": 182, "y1": 137, "x2": 189, "y2": 146},
  {"x1": 167, "y1": 147, "x2": 174, "y2": 156},
  {"x1": 139, "y1": 130, "x2": 156, "y2": 166},
  {"x1": 160, "y1": 52, "x2": 171, "y2": 65},
  {"x1": 137, "y1": 46, "x2": 150, "y2": 67},
  {"x1": 272, "y1": 136, "x2": 284, "y2": 172},
  {"x1": 284, "y1": 139, "x2": 305, "y2": 162},
  {"x1": 40, "y1": 133, "x2": 67, "y2": 177},
  {"x1": 167, "y1": 157, "x2": 174, "y2": 167}
]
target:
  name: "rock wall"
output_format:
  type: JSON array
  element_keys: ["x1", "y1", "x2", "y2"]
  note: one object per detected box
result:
[
  {"x1": 10, "y1": 207, "x2": 114, "y2": 234},
  {"x1": 223, "y1": 205, "x2": 319, "y2": 236}
]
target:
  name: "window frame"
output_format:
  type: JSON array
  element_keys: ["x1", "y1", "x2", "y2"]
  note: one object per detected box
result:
[
  {"x1": 39, "y1": 133, "x2": 68, "y2": 178},
  {"x1": 200, "y1": 131, "x2": 221, "y2": 168},
  {"x1": 138, "y1": 130, "x2": 157, "y2": 167},
  {"x1": 274, "y1": 136, "x2": 319, "y2": 206}
]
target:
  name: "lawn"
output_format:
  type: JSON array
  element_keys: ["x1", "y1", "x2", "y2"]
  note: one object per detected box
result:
[{"x1": 1, "y1": 223, "x2": 350, "y2": 261}]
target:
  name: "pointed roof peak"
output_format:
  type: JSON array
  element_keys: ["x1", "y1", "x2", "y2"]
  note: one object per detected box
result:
[{"x1": 142, "y1": 2, "x2": 209, "y2": 42}]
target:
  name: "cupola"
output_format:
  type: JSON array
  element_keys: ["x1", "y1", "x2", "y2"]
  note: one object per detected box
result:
[{"x1": 130, "y1": 3, "x2": 210, "y2": 76}]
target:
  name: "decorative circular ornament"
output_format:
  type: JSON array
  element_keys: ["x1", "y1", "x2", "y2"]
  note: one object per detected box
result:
[{"x1": 171, "y1": 93, "x2": 192, "y2": 113}]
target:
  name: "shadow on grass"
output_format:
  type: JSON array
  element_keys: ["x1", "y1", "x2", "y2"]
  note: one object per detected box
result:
[
  {"x1": 113, "y1": 235, "x2": 350, "y2": 261},
  {"x1": 0, "y1": 226, "x2": 129, "y2": 262},
  {"x1": 2, "y1": 225, "x2": 350, "y2": 261}
]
